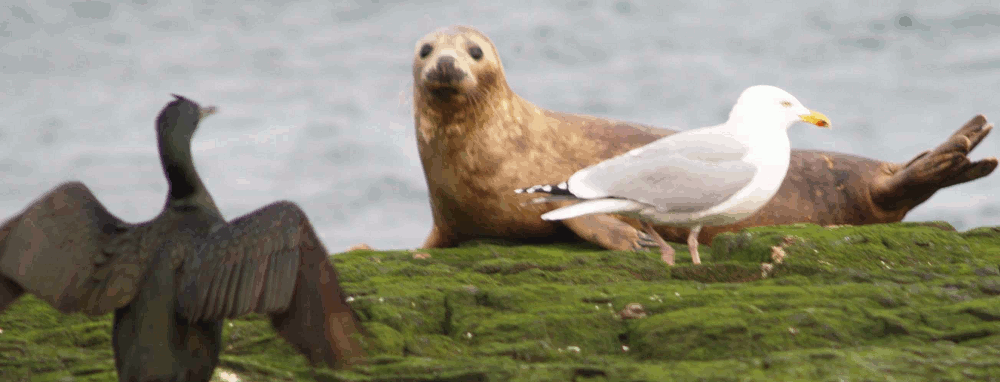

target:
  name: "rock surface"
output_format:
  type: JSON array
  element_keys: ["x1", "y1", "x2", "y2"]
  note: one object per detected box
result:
[{"x1": 2, "y1": 222, "x2": 1000, "y2": 381}]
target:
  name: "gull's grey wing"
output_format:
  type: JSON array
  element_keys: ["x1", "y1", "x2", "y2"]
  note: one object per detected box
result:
[
  {"x1": 177, "y1": 201, "x2": 364, "y2": 368},
  {"x1": 0, "y1": 182, "x2": 137, "y2": 314},
  {"x1": 568, "y1": 128, "x2": 759, "y2": 213}
]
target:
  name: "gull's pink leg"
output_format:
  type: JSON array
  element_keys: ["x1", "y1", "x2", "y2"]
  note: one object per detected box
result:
[
  {"x1": 642, "y1": 221, "x2": 675, "y2": 265},
  {"x1": 687, "y1": 225, "x2": 703, "y2": 265}
]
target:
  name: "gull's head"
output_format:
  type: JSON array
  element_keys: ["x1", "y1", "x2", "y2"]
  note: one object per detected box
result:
[{"x1": 730, "y1": 85, "x2": 831, "y2": 130}]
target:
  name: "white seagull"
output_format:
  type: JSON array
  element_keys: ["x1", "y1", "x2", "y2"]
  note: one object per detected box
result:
[{"x1": 516, "y1": 85, "x2": 831, "y2": 265}]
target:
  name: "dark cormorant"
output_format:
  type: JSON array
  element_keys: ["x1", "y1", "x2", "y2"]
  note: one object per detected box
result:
[{"x1": 0, "y1": 95, "x2": 364, "y2": 381}]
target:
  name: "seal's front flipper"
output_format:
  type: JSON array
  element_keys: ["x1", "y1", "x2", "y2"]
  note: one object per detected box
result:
[
  {"x1": 873, "y1": 115, "x2": 996, "y2": 212},
  {"x1": 0, "y1": 219, "x2": 25, "y2": 312},
  {"x1": 562, "y1": 214, "x2": 656, "y2": 252},
  {"x1": 420, "y1": 224, "x2": 458, "y2": 248},
  {"x1": 0, "y1": 275, "x2": 23, "y2": 312}
]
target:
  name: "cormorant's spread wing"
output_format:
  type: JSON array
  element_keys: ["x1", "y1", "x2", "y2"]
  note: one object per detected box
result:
[
  {"x1": 0, "y1": 182, "x2": 137, "y2": 314},
  {"x1": 177, "y1": 201, "x2": 364, "y2": 368}
]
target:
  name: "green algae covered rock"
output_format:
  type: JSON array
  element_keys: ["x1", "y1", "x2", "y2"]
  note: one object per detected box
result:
[
  {"x1": 712, "y1": 221, "x2": 1000, "y2": 280},
  {"x1": 2, "y1": 222, "x2": 1000, "y2": 381}
]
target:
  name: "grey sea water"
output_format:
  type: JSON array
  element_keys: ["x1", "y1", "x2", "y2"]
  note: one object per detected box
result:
[{"x1": 2, "y1": 0, "x2": 999, "y2": 251}]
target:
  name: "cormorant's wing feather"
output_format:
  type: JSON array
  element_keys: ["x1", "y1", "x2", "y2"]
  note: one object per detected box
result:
[
  {"x1": 0, "y1": 182, "x2": 136, "y2": 314},
  {"x1": 177, "y1": 201, "x2": 364, "y2": 368},
  {"x1": 178, "y1": 201, "x2": 301, "y2": 319}
]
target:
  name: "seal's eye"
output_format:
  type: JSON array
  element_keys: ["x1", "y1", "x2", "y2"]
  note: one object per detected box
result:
[
  {"x1": 419, "y1": 44, "x2": 433, "y2": 59},
  {"x1": 780, "y1": 100, "x2": 793, "y2": 108},
  {"x1": 469, "y1": 45, "x2": 483, "y2": 60}
]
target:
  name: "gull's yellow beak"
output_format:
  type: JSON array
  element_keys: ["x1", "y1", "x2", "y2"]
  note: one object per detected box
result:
[
  {"x1": 199, "y1": 105, "x2": 218, "y2": 120},
  {"x1": 799, "y1": 110, "x2": 831, "y2": 128}
]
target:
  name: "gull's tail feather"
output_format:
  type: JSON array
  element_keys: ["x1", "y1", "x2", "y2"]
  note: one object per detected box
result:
[
  {"x1": 514, "y1": 181, "x2": 573, "y2": 196},
  {"x1": 541, "y1": 199, "x2": 644, "y2": 221}
]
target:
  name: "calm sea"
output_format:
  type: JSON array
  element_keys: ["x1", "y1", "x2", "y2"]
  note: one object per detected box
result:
[{"x1": 2, "y1": 0, "x2": 999, "y2": 251}]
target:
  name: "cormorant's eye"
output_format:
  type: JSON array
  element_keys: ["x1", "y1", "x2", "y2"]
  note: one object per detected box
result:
[
  {"x1": 419, "y1": 44, "x2": 433, "y2": 59},
  {"x1": 468, "y1": 45, "x2": 483, "y2": 60}
]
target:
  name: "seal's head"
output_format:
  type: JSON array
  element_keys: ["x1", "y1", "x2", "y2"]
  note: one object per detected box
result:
[{"x1": 413, "y1": 25, "x2": 507, "y2": 105}]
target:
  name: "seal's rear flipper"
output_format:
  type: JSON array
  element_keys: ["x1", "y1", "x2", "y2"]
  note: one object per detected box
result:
[{"x1": 874, "y1": 114, "x2": 996, "y2": 211}]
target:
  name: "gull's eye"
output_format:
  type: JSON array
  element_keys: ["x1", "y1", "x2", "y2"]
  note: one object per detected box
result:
[{"x1": 780, "y1": 100, "x2": 793, "y2": 108}]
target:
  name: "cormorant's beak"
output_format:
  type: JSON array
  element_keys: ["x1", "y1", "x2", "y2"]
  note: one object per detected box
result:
[
  {"x1": 799, "y1": 110, "x2": 831, "y2": 128},
  {"x1": 199, "y1": 105, "x2": 218, "y2": 120}
]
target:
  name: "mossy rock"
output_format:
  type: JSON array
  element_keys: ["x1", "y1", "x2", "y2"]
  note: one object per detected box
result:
[
  {"x1": 712, "y1": 222, "x2": 1000, "y2": 279},
  {"x1": 3, "y1": 222, "x2": 1000, "y2": 381}
]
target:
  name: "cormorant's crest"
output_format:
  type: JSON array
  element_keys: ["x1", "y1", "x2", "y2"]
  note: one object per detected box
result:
[
  {"x1": 164, "y1": 94, "x2": 194, "y2": 111},
  {"x1": 157, "y1": 94, "x2": 199, "y2": 133},
  {"x1": 169, "y1": 94, "x2": 195, "y2": 109}
]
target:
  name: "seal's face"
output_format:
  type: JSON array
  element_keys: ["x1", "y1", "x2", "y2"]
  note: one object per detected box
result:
[{"x1": 413, "y1": 26, "x2": 503, "y2": 102}]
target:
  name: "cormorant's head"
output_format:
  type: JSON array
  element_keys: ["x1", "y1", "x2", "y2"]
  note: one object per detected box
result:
[{"x1": 156, "y1": 94, "x2": 217, "y2": 142}]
